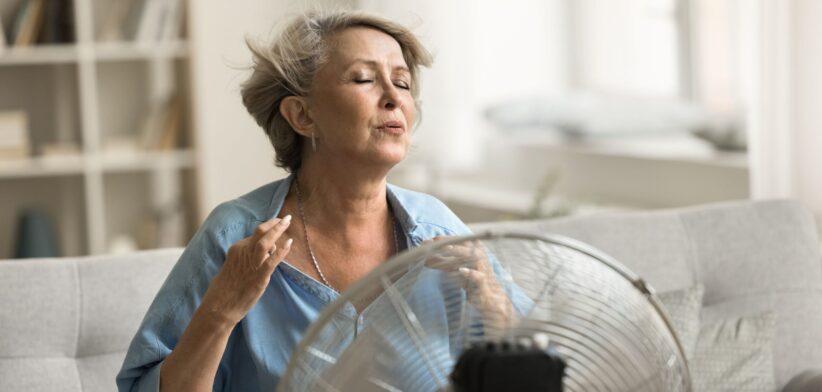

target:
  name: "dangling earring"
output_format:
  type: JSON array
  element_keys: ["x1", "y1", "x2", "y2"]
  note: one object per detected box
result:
[{"x1": 311, "y1": 134, "x2": 317, "y2": 152}]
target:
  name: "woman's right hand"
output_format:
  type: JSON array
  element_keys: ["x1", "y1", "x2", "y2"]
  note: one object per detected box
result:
[{"x1": 199, "y1": 215, "x2": 293, "y2": 327}]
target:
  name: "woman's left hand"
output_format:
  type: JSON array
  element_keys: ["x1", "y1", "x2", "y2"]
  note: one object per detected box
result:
[{"x1": 423, "y1": 236, "x2": 515, "y2": 334}]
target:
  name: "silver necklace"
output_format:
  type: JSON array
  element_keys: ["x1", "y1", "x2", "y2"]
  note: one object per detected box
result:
[{"x1": 294, "y1": 179, "x2": 400, "y2": 292}]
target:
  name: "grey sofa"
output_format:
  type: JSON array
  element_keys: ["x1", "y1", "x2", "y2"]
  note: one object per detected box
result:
[{"x1": 1, "y1": 199, "x2": 820, "y2": 391}]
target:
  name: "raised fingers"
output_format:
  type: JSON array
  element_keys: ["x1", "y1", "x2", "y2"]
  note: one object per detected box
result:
[
  {"x1": 426, "y1": 243, "x2": 481, "y2": 271},
  {"x1": 458, "y1": 267, "x2": 484, "y2": 292},
  {"x1": 261, "y1": 238, "x2": 292, "y2": 274},
  {"x1": 251, "y1": 216, "x2": 283, "y2": 242},
  {"x1": 426, "y1": 253, "x2": 467, "y2": 271},
  {"x1": 252, "y1": 215, "x2": 292, "y2": 265}
]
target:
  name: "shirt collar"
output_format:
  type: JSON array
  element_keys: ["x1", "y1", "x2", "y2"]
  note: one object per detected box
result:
[
  {"x1": 265, "y1": 172, "x2": 296, "y2": 220},
  {"x1": 264, "y1": 172, "x2": 422, "y2": 243}
]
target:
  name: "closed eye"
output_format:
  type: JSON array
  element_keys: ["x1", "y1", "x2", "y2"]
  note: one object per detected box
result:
[
  {"x1": 354, "y1": 79, "x2": 373, "y2": 84},
  {"x1": 394, "y1": 81, "x2": 410, "y2": 90}
]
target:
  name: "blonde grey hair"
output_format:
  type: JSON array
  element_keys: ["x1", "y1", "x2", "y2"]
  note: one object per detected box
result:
[{"x1": 240, "y1": 11, "x2": 433, "y2": 173}]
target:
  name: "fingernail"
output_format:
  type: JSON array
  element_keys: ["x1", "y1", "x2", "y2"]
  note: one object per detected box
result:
[
  {"x1": 281, "y1": 215, "x2": 292, "y2": 225},
  {"x1": 459, "y1": 267, "x2": 470, "y2": 275},
  {"x1": 285, "y1": 238, "x2": 293, "y2": 247}
]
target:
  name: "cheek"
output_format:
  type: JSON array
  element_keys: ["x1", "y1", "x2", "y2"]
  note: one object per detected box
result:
[
  {"x1": 339, "y1": 93, "x2": 373, "y2": 119},
  {"x1": 403, "y1": 99, "x2": 417, "y2": 127},
  {"x1": 403, "y1": 98, "x2": 417, "y2": 124},
  {"x1": 318, "y1": 93, "x2": 369, "y2": 126}
]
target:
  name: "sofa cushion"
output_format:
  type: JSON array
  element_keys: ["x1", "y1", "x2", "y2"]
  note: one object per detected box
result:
[
  {"x1": 0, "y1": 259, "x2": 78, "y2": 357},
  {"x1": 78, "y1": 352, "x2": 129, "y2": 392},
  {"x1": 472, "y1": 210, "x2": 698, "y2": 293},
  {"x1": 658, "y1": 284, "x2": 704, "y2": 360},
  {"x1": 691, "y1": 311, "x2": 776, "y2": 392},
  {"x1": 470, "y1": 199, "x2": 822, "y2": 388},
  {"x1": 0, "y1": 357, "x2": 82, "y2": 392},
  {"x1": 77, "y1": 250, "x2": 181, "y2": 357},
  {"x1": 0, "y1": 248, "x2": 182, "y2": 392}
]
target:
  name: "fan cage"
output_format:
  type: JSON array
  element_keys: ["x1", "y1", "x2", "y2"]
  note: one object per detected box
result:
[{"x1": 277, "y1": 231, "x2": 692, "y2": 392}]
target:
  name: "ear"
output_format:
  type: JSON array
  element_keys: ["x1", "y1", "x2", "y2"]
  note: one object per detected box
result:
[{"x1": 279, "y1": 96, "x2": 315, "y2": 137}]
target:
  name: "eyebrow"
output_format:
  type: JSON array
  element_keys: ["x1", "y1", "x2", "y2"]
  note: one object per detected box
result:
[{"x1": 345, "y1": 59, "x2": 410, "y2": 74}]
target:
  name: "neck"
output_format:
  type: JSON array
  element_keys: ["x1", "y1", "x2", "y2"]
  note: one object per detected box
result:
[{"x1": 293, "y1": 155, "x2": 393, "y2": 230}]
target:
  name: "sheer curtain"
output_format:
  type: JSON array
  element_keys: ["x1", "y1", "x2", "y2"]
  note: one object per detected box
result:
[{"x1": 748, "y1": 0, "x2": 822, "y2": 231}]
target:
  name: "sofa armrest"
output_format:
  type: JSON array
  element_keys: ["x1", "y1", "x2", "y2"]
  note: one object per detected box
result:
[{"x1": 783, "y1": 369, "x2": 822, "y2": 392}]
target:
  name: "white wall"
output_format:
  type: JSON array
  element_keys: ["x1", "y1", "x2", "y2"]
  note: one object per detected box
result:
[
  {"x1": 188, "y1": 1, "x2": 354, "y2": 220},
  {"x1": 188, "y1": 1, "x2": 285, "y2": 221}
]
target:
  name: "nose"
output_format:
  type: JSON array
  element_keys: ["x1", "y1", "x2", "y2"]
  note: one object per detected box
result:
[
  {"x1": 379, "y1": 81, "x2": 402, "y2": 110},
  {"x1": 383, "y1": 98, "x2": 396, "y2": 110}
]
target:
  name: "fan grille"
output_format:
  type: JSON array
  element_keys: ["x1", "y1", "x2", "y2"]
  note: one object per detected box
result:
[{"x1": 278, "y1": 232, "x2": 690, "y2": 392}]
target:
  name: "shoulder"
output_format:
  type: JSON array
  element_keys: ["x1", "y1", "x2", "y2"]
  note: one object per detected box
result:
[
  {"x1": 196, "y1": 178, "x2": 288, "y2": 249},
  {"x1": 388, "y1": 183, "x2": 472, "y2": 237}
]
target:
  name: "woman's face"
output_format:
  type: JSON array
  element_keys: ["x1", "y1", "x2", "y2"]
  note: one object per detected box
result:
[{"x1": 307, "y1": 27, "x2": 415, "y2": 169}]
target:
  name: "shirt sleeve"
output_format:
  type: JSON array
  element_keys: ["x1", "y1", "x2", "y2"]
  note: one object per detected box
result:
[
  {"x1": 116, "y1": 207, "x2": 236, "y2": 392},
  {"x1": 123, "y1": 360, "x2": 163, "y2": 392}
]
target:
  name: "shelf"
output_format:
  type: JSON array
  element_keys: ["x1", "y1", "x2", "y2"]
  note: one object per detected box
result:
[
  {"x1": 0, "y1": 45, "x2": 80, "y2": 65},
  {"x1": 94, "y1": 41, "x2": 190, "y2": 61},
  {"x1": 0, "y1": 155, "x2": 86, "y2": 179},
  {"x1": 0, "y1": 149, "x2": 195, "y2": 179},
  {"x1": 0, "y1": 41, "x2": 189, "y2": 66},
  {"x1": 100, "y1": 149, "x2": 195, "y2": 172},
  {"x1": 0, "y1": 0, "x2": 198, "y2": 257}
]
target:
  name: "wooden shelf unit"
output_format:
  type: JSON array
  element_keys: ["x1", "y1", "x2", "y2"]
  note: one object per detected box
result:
[{"x1": 0, "y1": 0, "x2": 198, "y2": 258}]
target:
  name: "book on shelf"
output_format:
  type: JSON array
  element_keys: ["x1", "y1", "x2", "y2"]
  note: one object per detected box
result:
[
  {"x1": 135, "y1": 0, "x2": 163, "y2": 43},
  {"x1": 103, "y1": 135, "x2": 141, "y2": 153},
  {"x1": 39, "y1": 0, "x2": 75, "y2": 44},
  {"x1": 12, "y1": 0, "x2": 46, "y2": 47},
  {"x1": 136, "y1": 201, "x2": 186, "y2": 249},
  {"x1": 8, "y1": 0, "x2": 30, "y2": 45},
  {"x1": 157, "y1": 94, "x2": 183, "y2": 150},
  {"x1": 99, "y1": 0, "x2": 184, "y2": 44},
  {"x1": 0, "y1": 110, "x2": 31, "y2": 160},
  {"x1": 132, "y1": 0, "x2": 183, "y2": 43},
  {"x1": 138, "y1": 94, "x2": 183, "y2": 151},
  {"x1": 0, "y1": 147, "x2": 29, "y2": 160},
  {"x1": 122, "y1": 0, "x2": 146, "y2": 41},
  {"x1": 157, "y1": 0, "x2": 183, "y2": 42},
  {"x1": 0, "y1": 17, "x2": 7, "y2": 52},
  {"x1": 98, "y1": 0, "x2": 132, "y2": 42},
  {"x1": 40, "y1": 142, "x2": 81, "y2": 158},
  {"x1": 155, "y1": 202, "x2": 186, "y2": 248},
  {"x1": 8, "y1": 0, "x2": 75, "y2": 47}
]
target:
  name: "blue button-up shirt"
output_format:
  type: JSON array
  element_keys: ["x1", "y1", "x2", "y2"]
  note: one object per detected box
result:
[{"x1": 116, "y1": 174, "x2": 528, "y2": 391}]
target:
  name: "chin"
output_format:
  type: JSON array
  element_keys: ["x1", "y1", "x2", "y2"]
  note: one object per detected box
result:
[
  {"x1": 375, "y1": 141, "x2": 409, "y2": 161},
  {"x1": 370, "y1": 150, "x2": 407, "y2": 170},
  {"x1": 381, "y1": 152, "x2": 407, "y2": 166}
]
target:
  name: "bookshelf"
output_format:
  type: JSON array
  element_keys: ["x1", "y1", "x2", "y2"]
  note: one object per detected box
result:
[{"x1": 0, "y1": 0, "x2": 198, "y2": 258}]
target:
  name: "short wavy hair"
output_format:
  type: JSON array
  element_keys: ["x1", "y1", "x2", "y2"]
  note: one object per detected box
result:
[{"x1": 240, "y1": 11, "x2": 433, "y2": 173}]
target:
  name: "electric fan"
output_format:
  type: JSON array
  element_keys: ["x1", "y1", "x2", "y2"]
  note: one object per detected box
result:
[{"x1": 277, "y1": 232, "x2": 691, "y2": 391}]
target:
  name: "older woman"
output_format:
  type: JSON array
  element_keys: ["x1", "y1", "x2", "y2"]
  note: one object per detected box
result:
[{"x1": 117, "y1": 11, "x2": 517, "y2": 392}]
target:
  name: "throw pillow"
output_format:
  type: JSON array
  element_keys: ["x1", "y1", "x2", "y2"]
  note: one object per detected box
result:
[
  {"x1": 658, "y1": 285, "x2": 704, "y2": 360},
  {"x1": 691, "y1": 311, "x2": 776, "y2": 392}
]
